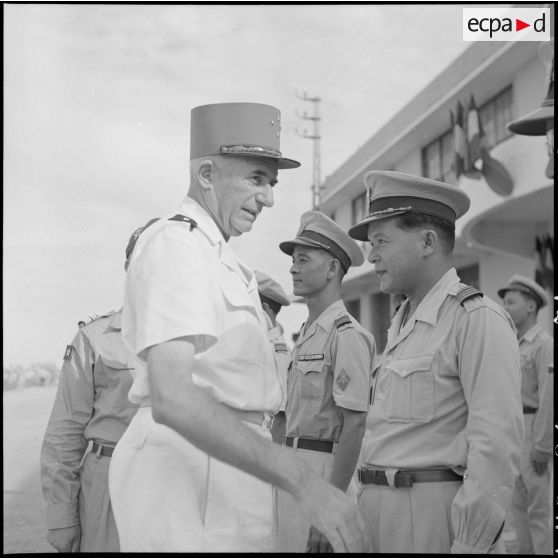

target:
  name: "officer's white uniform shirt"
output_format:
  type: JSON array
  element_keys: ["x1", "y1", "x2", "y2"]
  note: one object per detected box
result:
[{"x1": 121, "y1": 196, "x2": 282, "y2": 414}]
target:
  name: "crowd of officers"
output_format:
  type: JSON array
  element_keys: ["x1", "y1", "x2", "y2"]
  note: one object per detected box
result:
[{"x1": 41, "y1": 80, "x2": 553, "y2": 555}]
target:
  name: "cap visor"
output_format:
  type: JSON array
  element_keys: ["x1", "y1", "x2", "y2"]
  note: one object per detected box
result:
[
  {"x1": 279, "y1": 238, "x2": 327, "y2": 255},
  {"x1": 222, "y1": 152, "x2": 300, "y2": 169},
  {"x1": 348, "y1": 210, "x2": 410, "y2": 241}
]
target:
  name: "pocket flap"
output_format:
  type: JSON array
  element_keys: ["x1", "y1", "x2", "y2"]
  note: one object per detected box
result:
[
  {"x1": 99, "y1": 355, "x2": 132, "y2": 370},
  {"x1": 296, "y1": 358, "x2": 325, "y2": 374},
  {"x1": 386, "y1": 354, "x2": 434, "y2": 378}
]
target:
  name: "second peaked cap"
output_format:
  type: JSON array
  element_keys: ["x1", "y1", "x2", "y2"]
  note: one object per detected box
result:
[
  {"x1": 279, "y1": 210, "x2": 364, "y2": 271},
  {"x1": 348, "y1": 171, "x2": 471, "y2": 241},
  {"x1": 190, "y1": 102, "x2": 300, "y2": 169},
  {"x1": 255, "y1": 270, "x2": 291, "y2": 307}
]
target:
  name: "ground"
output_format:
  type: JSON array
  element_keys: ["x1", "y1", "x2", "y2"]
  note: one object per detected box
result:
[
  {"x1": 4, "y1": 385, "x2": 57, "y2": 554},
  {"x1": 3, "y1": 385, "x2": 526, "y2": 553}
]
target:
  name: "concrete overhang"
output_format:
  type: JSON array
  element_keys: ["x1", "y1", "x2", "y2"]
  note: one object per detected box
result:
[{"x1": 462, "y1": 184, "x2": 554, "y2": 257}]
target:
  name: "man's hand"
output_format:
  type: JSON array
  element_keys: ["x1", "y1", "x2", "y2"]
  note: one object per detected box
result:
[
  {"x1": 293, "y1": 467, "x2": 367, "y2": 553},
  {"x1": 47, "y1": 525, "x2": 81, "y2": 552},
  {"x1": 306, "y1": 525, "x2": 333, "y2": 553},
  {"x1": 530, "y1": 448, "x2": 550, "y2": 475}
]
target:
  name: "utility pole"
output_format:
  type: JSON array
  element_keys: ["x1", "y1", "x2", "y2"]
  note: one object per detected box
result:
[{"x1": 295, "y1": 92, "x2": 322, "y2": 210}]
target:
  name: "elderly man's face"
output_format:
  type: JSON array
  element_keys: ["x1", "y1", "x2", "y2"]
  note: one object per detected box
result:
[{"x1": 211, "y1": 156, "x2": 278, "y2": 237}]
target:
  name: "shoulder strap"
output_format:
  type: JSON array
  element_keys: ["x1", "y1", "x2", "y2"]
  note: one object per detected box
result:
[
  {"x1": 169, "y1": 214, "x2": 197, "y2": 231},
  {"x1": 456, "y1": 284, "x2": 483, "y2": 306},
  {"x1": 334, "y1": 315, "x2": 353, "y2": 331}
]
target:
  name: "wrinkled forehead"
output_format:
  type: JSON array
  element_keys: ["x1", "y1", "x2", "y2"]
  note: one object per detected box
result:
[{"x1": 220, "y1": 154, "x2": 279, "y2": 176}]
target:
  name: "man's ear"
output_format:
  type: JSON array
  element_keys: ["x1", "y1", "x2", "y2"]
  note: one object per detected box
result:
[
  {"x1": 421, "y1": 229, "x2": 437, "y2": 257},
  {"x1": 197, "y1": 159, "x2": 215, "y2": 191},
  {"x1": 327, "y1": 258, "x2": 342, "y2": 279},
  {"x1": 526, "y1": 297, "x2": 538, "y2": 315}
]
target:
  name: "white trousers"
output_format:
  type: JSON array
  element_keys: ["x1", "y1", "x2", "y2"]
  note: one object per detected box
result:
[
  {"x1": 108, "y1": 407, "x2": 273, "y2": 552},
  {"x1": 509, "y1": 413, "x2": 552, "y2": 555}
]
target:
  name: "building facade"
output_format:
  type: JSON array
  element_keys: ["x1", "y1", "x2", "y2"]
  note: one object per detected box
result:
[{"x1": 321, "y1": 39, "x2": 553, "y2": 353}]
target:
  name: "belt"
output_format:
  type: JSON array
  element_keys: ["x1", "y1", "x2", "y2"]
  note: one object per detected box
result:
[
  {"x1": 283, "y1": 436, "x2": 334, "y2": 453},
  {"x1": 358, "y1": 467, "x2": 462, "y2": 488},
  {"x1": 523, "y1": 406, "x2": 537, "y2": 414},
  {"x1": 226, "y1": 406, "x2": 270, "y2": 427},
  {"x1": 90, "y1": 441, "x2": 116, "y2": 458}
]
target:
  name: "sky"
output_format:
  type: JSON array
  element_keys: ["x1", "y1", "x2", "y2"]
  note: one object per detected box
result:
[{"x1": 4, "y1": 3, "x2": 473, "y2": 366}]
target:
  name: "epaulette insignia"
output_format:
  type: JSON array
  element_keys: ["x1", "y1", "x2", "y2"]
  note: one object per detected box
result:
[
  {"x1": 334, "y1": 315, "x2": 353, "y2": 330},
  {"x1": 63, "y1": 345, "x2": 73, "y2": 361},
  {"x1": 274, "y1": 342, "x2": 288, "y2": 353},
  {"x1": 456, "y1": 285, "x2": 483, "y2": 306},
  {"x1": 80, "y1": 310, "x2": 113, "y2": 327},
  {"x1": 169, "y1": 214, "x2": 197, "y2": 231}
]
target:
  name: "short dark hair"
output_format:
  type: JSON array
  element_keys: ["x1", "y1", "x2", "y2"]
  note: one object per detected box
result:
[
  {"x1": 394, "y1": 212, "x2": 455, "y2": 253},
  {"x1": 259, "y1": 294, "x2": 282, "y2": 316}
]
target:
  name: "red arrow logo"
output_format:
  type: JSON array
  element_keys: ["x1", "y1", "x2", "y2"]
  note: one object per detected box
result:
[{"x1": 516, "y1": 18, "x2": 530, "y2": 31}]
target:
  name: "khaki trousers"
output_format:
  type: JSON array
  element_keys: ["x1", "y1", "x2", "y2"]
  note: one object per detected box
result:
[
  {"x1": 109, "y1": 407, "x2": 273, "y2": 552},
  {"x1": 272, "y1": 446, "x2": 335, "y2": 552},
  {"x1": 78, "y1": 451, "x2": 120, "y2": 552},
  {"x1": 357, "y1": 478, "x2": 508, "y2": 553},
  {"x1": 509, "y1": 413, "x2": 552, "y2": 555}
]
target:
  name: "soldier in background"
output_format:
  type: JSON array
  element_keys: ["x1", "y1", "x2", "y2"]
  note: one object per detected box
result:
[
  {"x1": 39, "y1": 219, "x2": 156, "y2": 552},
  {"x1": 498, "y1": 275, "x2": 553, "y2": 555},
  {"x1": 255, "y1": 269, "x2": 292, "y2": 444}
]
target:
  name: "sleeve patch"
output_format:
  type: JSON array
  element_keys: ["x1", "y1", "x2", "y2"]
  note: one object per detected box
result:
[
  {"x1": 334, "y1": 316, "x2": 353, "y2": 330},
  {"x1": 63, "y1": 345, "x2": 73, "y2": 361},
  {"x1": 336, "y1": 368, "x2": 351, "y2": 391}
]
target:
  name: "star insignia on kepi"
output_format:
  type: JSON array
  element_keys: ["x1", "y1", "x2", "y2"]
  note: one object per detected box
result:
[{"x1": 336, "y1": 369, "x2": 351, "y2": 391}]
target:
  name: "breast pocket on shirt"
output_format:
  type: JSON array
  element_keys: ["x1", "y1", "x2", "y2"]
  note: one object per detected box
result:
[
  {"x1": 98, "y1": 355, "x2": 135, "y2": 391},
  {"x1": 385, "y1": 354, "x2": 435, "y2": 423},
  {"x1": 297, "y1": 360, "x2": 327, "y2": 400}
]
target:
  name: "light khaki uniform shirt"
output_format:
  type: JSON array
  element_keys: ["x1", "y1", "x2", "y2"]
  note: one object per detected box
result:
[
  {"x1": 40, "y1": 310, "x2": 139, "y2": 529},
  {"x1": 518, "y1": 323, "x2": 553, "y2": 453},
  {"x1": 268, "y1": 323, "x2": 291, "y2": 412},
  {"x1": 360, "y1": 268, "x2": 524, "y2": 553},
  {"x1": 286, "y1": 299, "x2": 375, "y2": 441}
]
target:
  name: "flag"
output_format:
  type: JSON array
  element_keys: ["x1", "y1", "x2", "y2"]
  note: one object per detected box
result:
[
  {"x1": 535, "y1": 234, "x2": 554, "y2": 290},
  {"x1": 464, "y1": 95, "x2": 485, "y2": 179},
  {"x1": 452, "y1": 102, "x2": 467, "y2": 178}
]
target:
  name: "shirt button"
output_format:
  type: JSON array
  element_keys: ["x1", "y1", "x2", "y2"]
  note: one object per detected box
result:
[{"x1": 364, "y1": 430, "x2": 372, "y2": 438}]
